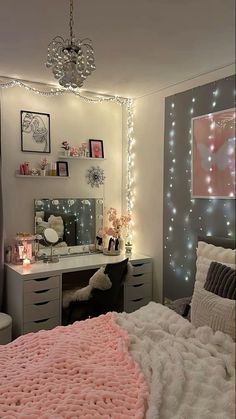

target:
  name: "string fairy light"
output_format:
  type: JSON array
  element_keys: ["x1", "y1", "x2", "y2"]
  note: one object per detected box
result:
[
  {"x1": 0, "y1": 76, "x2": 135, "y2": 241},
  {"x1": 165, "y1": 78, "x2": 235, "y2": 285}
]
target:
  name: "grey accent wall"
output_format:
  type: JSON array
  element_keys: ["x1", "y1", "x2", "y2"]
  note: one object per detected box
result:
[{"x1": 163, "y1": 75, "x2": 235, "y2": 301}]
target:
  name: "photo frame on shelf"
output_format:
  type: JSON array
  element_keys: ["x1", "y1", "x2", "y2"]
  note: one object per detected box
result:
[
  {"x1": 21, "y1": 110, "x2": 51, "y2": 153},
  {"x1": 89, "y1": 139, "x2": 104, "y2": 158},
  {"x1": 191, "y1": 108, "x2": 235, "y2": 199},
  {"x1": 56, "y1": 161, "x2": 69, "y2": 177}
]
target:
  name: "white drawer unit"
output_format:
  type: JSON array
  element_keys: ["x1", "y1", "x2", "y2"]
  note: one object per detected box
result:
[
  {"x1": 6, "y1": 272, "x2": 61, "y2": 338},
  {"x1": 24, "y1": 276, "x2": 59, "y2": 293},
  {"x1": 23, "y1": 317, "x2": 59, "y2": 334},
  {"x1": 124, "y1": 260, "x2": 153, "y2": 313},
  {"x1": 5, "y1": 253, "x2": 152, "y2": 337}
]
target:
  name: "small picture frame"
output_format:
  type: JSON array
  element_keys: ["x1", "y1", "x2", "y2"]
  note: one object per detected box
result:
[
  {"x1": 21, "y1": 110, "x2": 51, "y2": 153},
  {"x1": 89, "y1": 139, "x2": 104, "y2": 158},
  {"x1": 56, "y1": 161, "x2": 69, "y2": 177}
]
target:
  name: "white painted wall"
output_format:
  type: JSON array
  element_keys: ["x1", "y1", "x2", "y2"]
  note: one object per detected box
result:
[
  {"x1": 133, "y1": 64, "x2": 235, "y2": 303},
  {"x1": 1, "y1": 87, "x2": 123, "y2": 244}
]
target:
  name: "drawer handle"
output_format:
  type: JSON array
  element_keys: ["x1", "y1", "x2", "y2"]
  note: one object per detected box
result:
[
  {"x1": 33, "y1": 278, "x2": 49, "y2": 282},
  {"x1": 133, "y1": 284, "x2": 144, "y2": 288},
  {"x1": 133, "y1": 273, "x2": 144, "y2": 277},
  {"x1": 34, "y1": 289, "x2": 50, "y2": 294},
  {"x1": 33, "y1": 318, "x2": 50, "y2": 324},
  {"x1": 34, "y1": 301, "x2": 50, "y2": 306},
  {"x1": 133, "y1": 263, "x2": 144, "y2": 267},
  {"x1": 132, "y1": 298, "x2": 142, "y2": 302}
]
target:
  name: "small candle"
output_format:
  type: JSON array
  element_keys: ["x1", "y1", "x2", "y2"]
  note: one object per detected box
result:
[{"x1": 23, "y1": 258, "x2": 31, "y2": 270}]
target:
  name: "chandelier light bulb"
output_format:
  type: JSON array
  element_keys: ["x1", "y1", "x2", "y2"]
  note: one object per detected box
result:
[{"x1": 46, "y1": 0, "x2": 96, "y2": 89}]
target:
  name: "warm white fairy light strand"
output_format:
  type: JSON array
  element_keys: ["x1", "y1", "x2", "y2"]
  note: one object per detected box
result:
[
  {"x1": 126, "y1": 99, "x2": 135, "y2": 242},
  {"x1": 0, "y1": 77, "x2": 135, "y2": 240}
]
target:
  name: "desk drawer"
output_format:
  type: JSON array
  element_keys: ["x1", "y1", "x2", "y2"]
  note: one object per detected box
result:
[
  {"x1": 23, "y1": 316, "x2": 59, "y2": 334},
  {"x1": 24, "y1": 300, "x2": 60, "y2": 322},
  {"x1": 24, "y1": 276, "x2": 59, "y2": 293},
  {"x1": 131, "y1": 262, "x2": 152, "y2": 275},
  {"x1": 126, "y1": 272, "x2": 152, "y2": 286},
  {"x1": 24, "y1": 288, "x2": 60, "y2": 305},
  {"x1": 125, "y1": 281, "x2": 152, "y2": 300},
  {"x1": 124, "y1": 296, "x2": 151, "y2": 313}
]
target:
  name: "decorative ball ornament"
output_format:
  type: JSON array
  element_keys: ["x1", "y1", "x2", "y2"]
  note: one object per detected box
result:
[{"x1": 86, "y1": 166, "x2": 105, "y2": 188}]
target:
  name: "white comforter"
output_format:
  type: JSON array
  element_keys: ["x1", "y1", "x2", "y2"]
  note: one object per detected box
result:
[{"x1": 115, "y1": 302, "x2": 235, "y2": 419}]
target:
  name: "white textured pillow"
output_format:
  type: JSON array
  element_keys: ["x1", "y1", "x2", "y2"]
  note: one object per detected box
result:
[
  {"x1": 191, "y1": 287, "x2": 235, "y2": 340},
  {"x1": 192, "y1": 253, "x2": 236, "y2": 340},
  {"x1": 197, "y1": 241, "x2": 235, "y2": 264},
  {"x1": 195, "y1": 256, "x2": 235, "y2": 288}
]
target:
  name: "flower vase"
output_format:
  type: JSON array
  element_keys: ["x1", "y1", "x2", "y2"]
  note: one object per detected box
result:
[
  {"x1": 40, "y1": 169, "x2": 46, "y2": 176},
  {"x1": 103, "y1": 237, "x2": 121, "y2": 256},
  {"x1": 62, "y1": 149, "x2": 70, "y2": 157}
]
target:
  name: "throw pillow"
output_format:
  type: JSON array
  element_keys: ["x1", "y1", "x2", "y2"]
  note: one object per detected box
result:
[
  {"x1": 191, "y1": 287, "x2": 235, "y2": 340},
  {"x1": 192, "y1": 255, "x2": 236, "y2": 340},
  {"x1": 197, "y1": 241, "x2": 235, "y2": 264},
  {"x1": 195, "y1": 256, "x2": 235, "y2": 288},
  {"x1": 204, "y1": 262, "x2": 236, "y2": 300}
]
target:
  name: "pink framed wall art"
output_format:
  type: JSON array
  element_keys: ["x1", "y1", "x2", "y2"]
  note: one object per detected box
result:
[{"x1": 191, "y1": 108, "x2": 235, "y2": 198}]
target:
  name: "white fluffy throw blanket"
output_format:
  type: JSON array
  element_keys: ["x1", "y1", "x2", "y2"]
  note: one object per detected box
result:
[
  {"x1": 63, "y1": 267, "x2": 111, "y2": 308},
  {"x1": 115, "y1": 302, "x2": 235, "y2": 419}
]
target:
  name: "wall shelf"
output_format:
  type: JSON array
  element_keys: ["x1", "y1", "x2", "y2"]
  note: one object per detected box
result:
[
  {"x1": 15, "y1": 172, "x2": 70, "y2": 179},
  {"x1": 58, "y1": 155, "x2": 106, "y2": 161}
]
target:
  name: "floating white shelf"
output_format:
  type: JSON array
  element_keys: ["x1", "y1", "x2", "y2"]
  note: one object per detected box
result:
[
  {"x1": 58, "y1": 155, "x2": 106, "y2": 161},
  {"x1": 15, "y1": 172, "x2": 70, "y2": 179}
]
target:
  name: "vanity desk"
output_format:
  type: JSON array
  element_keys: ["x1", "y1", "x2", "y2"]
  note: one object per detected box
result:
[{"x1": 5, "y1": 253, "x2": 152, "y2": 338}]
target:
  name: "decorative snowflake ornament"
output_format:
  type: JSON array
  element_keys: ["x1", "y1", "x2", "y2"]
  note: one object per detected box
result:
[{"x1": 86, "y1": 166, "x2": 105, "y2": 188}]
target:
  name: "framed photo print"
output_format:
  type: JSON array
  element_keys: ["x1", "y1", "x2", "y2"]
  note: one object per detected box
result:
[
  {"x1": 89, "y1": 139, "x2": 104, "y2": 158},
  {"x1": 191, "y1": 108, "x2": 235, "y2": 199},
  {"x1": 21, "y1": 110, "x2": 51, "y2": 153},
  {"x1": 56, "y1": 161, "x2": 69, "y2": 177}
]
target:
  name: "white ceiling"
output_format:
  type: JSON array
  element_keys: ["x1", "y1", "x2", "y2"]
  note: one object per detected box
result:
[{"x1": 0, "y1": 0, "x2": 235, "y2": 98}]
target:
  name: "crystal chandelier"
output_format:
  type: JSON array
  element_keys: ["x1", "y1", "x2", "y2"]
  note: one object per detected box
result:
[{"x1": 46, "y1": 0, "x2": 96, "y2": 89}]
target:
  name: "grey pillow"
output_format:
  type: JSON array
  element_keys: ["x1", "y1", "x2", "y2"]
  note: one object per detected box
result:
[{"x1": 204, "y1": 262, "x2": 236, "y2": 300}]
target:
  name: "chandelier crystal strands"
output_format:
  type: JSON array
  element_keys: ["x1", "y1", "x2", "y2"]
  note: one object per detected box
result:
[{"x1": 46, "y1": 0, "x2": 96, "y2": 89}]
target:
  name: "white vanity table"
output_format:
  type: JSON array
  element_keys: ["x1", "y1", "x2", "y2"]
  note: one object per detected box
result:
[{"x1": 5, "y1": 253, "x2": 152, "y2": 338}]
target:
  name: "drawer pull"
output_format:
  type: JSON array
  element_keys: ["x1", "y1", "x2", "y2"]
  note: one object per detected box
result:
[
  {"x1": 34, "y1": 289, "x2": 50, "y2": 294},
  {"x1": 34, "y1": 301, "x2": 50, "y2": 306},
  {"x1": 132, "y1": 263, "x2": 144, "y2": 267},
  {"x1": 133, "y1": 273, "x2": 144, "y2": 277},
  {"x1": 33, "y1": 318, "x2": 50, "y2": 324},
  {"x1": 132, "y1": 298, "x2": 142, "y2": 302},
  {"x1": 34, "y1": 278, "x2": 49, "y2": 282},
  {"x1": 133, "y1": 284, "x2": 143, "y2": 288}
]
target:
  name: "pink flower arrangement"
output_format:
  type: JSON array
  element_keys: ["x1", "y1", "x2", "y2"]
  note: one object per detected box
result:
[
  {"x1": 103, "y1": 208, "x2": 131, "y2": 239},
  {"x1": 70, "y1": 147, "x2": 79, "y2": 156}
]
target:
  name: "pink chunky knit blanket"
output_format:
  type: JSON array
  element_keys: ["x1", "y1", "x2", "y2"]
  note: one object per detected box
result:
[{"x1": 0, "y1": 313, "x2": 148, "y2": 418}]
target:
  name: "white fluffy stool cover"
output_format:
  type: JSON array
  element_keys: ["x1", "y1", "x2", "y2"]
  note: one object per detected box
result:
[{"x1": 0, "y1": 313, "x2": 12, "y2": 345}]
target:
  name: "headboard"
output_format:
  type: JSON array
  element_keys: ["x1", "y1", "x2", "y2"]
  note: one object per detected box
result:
[{"x1": 198, "y1": 236, "x2": 235, "y2": 250}]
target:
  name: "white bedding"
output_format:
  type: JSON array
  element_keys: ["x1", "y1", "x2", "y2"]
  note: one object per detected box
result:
[{"x1": 115, "y1": 302, "x2": 235, "y2": 419}]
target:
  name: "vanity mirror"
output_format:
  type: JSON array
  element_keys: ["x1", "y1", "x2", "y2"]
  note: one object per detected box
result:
[{"x1": 34, "y1": 198, "x2": 103, "y2": 255}]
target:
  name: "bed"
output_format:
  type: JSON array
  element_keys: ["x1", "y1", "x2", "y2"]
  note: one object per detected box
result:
[{"x1": 0, "y1": 237, "x2": 235, "y2": 418}]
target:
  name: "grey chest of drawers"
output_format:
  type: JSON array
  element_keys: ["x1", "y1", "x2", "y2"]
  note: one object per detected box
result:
[{"x1": 124, "y1": 258, "x2": 153, "y2": 312}]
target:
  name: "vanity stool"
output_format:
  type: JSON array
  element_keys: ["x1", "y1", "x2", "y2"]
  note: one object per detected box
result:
[{"x1": 0, "y1": 313, "x2": 12, "y2": 344}]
